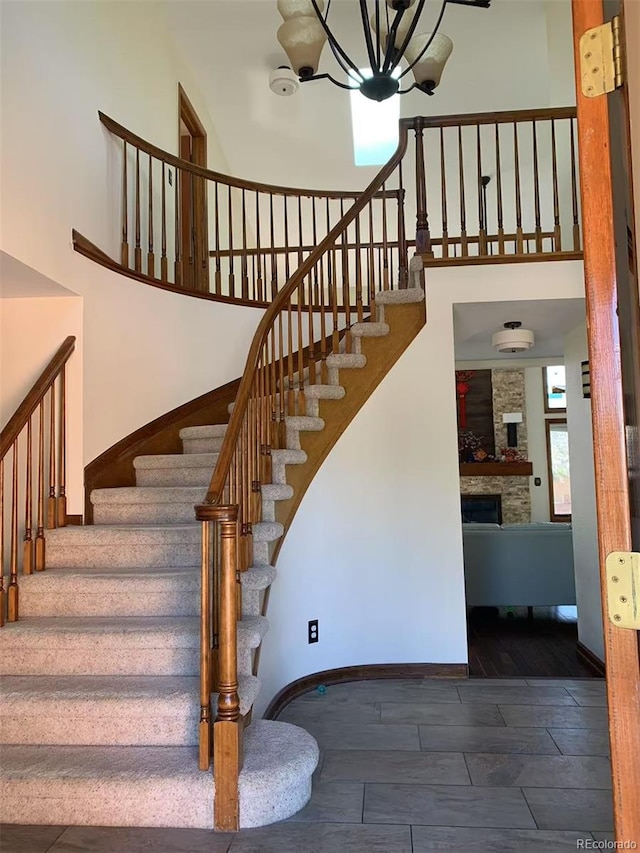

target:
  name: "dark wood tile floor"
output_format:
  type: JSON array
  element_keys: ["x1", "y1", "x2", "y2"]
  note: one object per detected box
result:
[{"x1": 467, "y1": 606, "x2": 599, "y2": 679}]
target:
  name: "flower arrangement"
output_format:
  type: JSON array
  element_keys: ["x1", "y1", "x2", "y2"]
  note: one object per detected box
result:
[{"x1": 458, "y1": 431, "x2": 528, "y2": 464}]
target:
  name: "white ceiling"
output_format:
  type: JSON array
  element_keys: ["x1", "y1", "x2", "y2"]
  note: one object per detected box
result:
[{"x1": 453, "y1": 297, "x2": 586, "y2": 361}]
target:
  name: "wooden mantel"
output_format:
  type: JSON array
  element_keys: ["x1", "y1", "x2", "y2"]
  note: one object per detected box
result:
[{"x1": 459, "y1": 462, "x2": 533, "y2": 477}]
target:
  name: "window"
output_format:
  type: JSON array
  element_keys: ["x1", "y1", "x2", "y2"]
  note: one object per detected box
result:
[
  {"x1": 350, "y1": 68, "x2": 401, "y2": 167},
  {"x1": 546, "y1": 419, "x2": 571, "y2": 520},
  {"x1": 543, "y1": 365, "x2": 567, "y2": 412}
]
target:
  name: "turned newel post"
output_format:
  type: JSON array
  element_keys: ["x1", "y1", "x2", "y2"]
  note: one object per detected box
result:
[
  {"x1": 414, "y1": 118, "x2": 432, "y2": 257},
  {"x1": 196, "y1": 502, "x2": 242, "y2": 832}
]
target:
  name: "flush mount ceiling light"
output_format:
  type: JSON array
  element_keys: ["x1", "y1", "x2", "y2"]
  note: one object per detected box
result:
[
  {"x1": 276, "y1": 0, "x2": 491, "y2": 102},
  {"x1": 492, "y1": 321, "x2": 535, "y2": 354}
]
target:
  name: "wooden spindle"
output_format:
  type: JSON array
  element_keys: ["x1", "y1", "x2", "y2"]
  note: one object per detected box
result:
[
  {"x1": 550, "y1": 120, "x2": 561, "y2": 251},
  {"x1": 47, "y1": 386, "x2": 57, "y2": 530},
  {"x1": 287, "y1": 299, "x2": 295, "y2": 416},
  {"x1": 570, "y1": 119, "x2": 580, "y2": 251},
  {"x1": 0, "y1": 459, "x2": 4, "y2": 626},
  {"x1": 147, "y1": 154, "x2": 155, "y2": 278},
  {"x1": 23, "y1": 418, "x2": 34, "y2": 575},
  {"x1": 35, "y1": 400, "x2": 45, "y2": 570},
  {"x1": 440, "y1": 128, "x2": 449, "y2": 259},
  {"x1": 214, "y1": 183, "x2": 222, "y2": 295},
  {"x1": 134, "y1": 148, "x2": 142, "y2": 272},
  {"x1": 256, "y1": 193, "x2": 263, "y2": 302},
  {"x1": 397, "y1": 161, "x2": 407, "y2": 288},
  {"x1": 174, "y1": 168, "x2": 182, "y2": 287},
  {"x1": 368, "y1": 200, "x2": 375, "y2": 316},
  {"x1": 269, "y1": 194, "x2": 277, "y2": 299},
  {"x1": 57, "y1": 364, "x2": 67, "y2": 528},
  {"x1": 458, "y1": 126, "x2": 468, "y2": 256},
  {"x1": 532, "y1": 121, "x2": 542, "y2": 253},
  {"x1": 513, "y1": 123, "x2": 524, "y2": 253},
  {"x1": 355, "y1": 213, "x2": 364, "y2": 321},
  {"x1": 121, "y1": 141, "x2": 129, "y2": 267},
  {"x1": 161, "y1": 162, "x2": 168, "y2": 282},
  {"x1": 476, "y1": 126, "x2": 488, "y2": 256},
  {"x1": 228, "y1": 186, "x2": 235, "y2": 297},
  {"x1": 241, "y1": 190, "x2": 248, "y2": 300},
  {"x1": 283, "y1": 196, "x2": 291, "y2": 282},
  {"x1": 381, "y1": 185, "x2": 389, "y2": 290},
  {"x1": 495, "y1": 124, "x2": 505, "y2": 254},
  {"x1": 199, "y1": 518, "x2": 212, "y2": 769},
  {"x1": 8, "y1": 442, "x2": 19, "y2": 621},
  {"x1": 414, "y1": 119, "x2": 432, "y2": 256}
]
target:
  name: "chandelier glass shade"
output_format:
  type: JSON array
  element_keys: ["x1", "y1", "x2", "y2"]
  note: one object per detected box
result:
[{"x1": 276, "y1": 0, "x2": 490, "y2": 101}]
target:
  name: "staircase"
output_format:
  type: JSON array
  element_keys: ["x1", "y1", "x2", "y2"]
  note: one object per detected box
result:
[{"x1": 0, "y1": 288, "x2": 425, "y2": 829}]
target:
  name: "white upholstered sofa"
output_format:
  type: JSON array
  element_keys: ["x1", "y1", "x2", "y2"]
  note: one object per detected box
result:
[{"x1": 462, "y1": 522, "x2": 576, "y2": 607}]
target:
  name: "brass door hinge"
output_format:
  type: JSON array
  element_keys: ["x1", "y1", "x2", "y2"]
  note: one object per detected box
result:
[
  {"x1": 605, "y1": 552, "x2": 640, "y2": 629},
  {"x1": 580, "y1": 16, "x2": 624, "y2": 98}
]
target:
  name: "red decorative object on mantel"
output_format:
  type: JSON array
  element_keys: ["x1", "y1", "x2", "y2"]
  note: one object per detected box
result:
[{"x1": 455, "y1": 370, "x2": 475, "y2": 429}]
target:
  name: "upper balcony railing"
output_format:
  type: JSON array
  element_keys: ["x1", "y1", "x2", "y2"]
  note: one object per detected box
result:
[{"x1": 73, "y1": 106, "x2": 581, "y2": 308}]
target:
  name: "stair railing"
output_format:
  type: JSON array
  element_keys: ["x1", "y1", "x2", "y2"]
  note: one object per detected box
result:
[
  {"x1": 0, "y1": 336, "x2": 76, "y2": 625},
  {"x1": 196, "y1": 120, "x2": 413, "y2": 830}
]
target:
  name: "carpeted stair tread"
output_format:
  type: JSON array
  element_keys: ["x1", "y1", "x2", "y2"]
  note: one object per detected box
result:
[
  {"x1": 46, "y1": 524, "x2": 200, "y2": 544},
  {"x1": 252, "y1": 522, "x2": 284, "y2": 543},
  {"x1": 133, "y1": 454, "x2": 218, "y2": 469},
  {"x1": 241, "y1": 566, "x2": 277, "y2": 590},
  {"x1": 261, "y1": 483, "x2": 293, "y2": 501},
  {"x1": 270, "y1": 449, "x2": 307, "y2": 465},
  {"x1": 302, "y1": 384, "x2": 345, "y2": 399},
  {"x1": 91, "y1": 487, "x2": 206, "y2": 505},
  {"x1": 179, "y1": 424, "x2": 228, "y2": 440},
  {"x1": 374, "y1": 286, "x2": 425, "y2": 304},
  {"x1": 350, "y1": 321, "x2": 389, "y2": 337},
  {"x1": 284, "y1": 415, "x2": 324, "y2": 432},
  {"x1": 325, "y1": 352, "x2": 367, "y2": 369}
]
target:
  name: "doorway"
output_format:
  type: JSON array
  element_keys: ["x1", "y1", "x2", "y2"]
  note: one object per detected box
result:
[{"x1": 178, "y1": 84, "x2": 209, "y2": 292}]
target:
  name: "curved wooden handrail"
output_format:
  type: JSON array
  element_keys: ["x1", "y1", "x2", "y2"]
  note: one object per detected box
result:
[
  {"x1": 100, "y1": 111, "x2": 369, "y2": 200},
  {"x1": 403, "y1": 106, "x2": 576, "y2": 129},
  {"x1": 0, "y1": 337, "x2": 76, "y2": 459},
  {"x1": 202, "y1": 123, "x2": 410, "y2": 505}
]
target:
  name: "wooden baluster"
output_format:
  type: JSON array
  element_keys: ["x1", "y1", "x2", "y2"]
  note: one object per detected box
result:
[
  {"x1": 0, "y1": 459, "x2": 4, "y2": 626},
  {"x1": 213, "y1": 183, "x2": 221, "y2": 295},
  {"x1": 458, "y1": 127, "x2": 468, "y2": 256},
  {"x1": 228, "y1": 186, "x2": 235, "y2": 298},
  {"x1": 495, "y1": 124, "x2": 505, "y2": 254},
  {"x1": 570, "y1": 119, "x2": 580, "y2": 251},
  {"x1": 318, "y1": 235, "x2": 328, "y2": 383},
  {"x1": 308, "y1": 266, "x2": 316, "y2": 386},
  {"x1": 513, "y1": 123, "x2": 524, "y2": 254},
  {"x1": 57, "y1": 364, "x2": 67, "y2": 527},
  {"x1": 440, "y1": 128, "x2": 449, "y2": 259},
  {"x1": 212, "y1": 507, "x2": 242, "y2": 832},
  {"x1": 340, "y1": 200, "x2": 352, "y2": 352},
  {"x1": 121, "y1": 141, "x2": 129, "y2": 267},
  {"x1": 550, "y1": 120, "x2": 561, "y2": 252},
  {"x1": 283, "y1": 196, "x2": 291, "y2": 284},
  {"x1": 174, "y1": 167, "x2": 182, "y2": 287},
  {"x1": 270, "y1": 194, "x2": 277, "y2": 299},
  {"x1": 23, "y1": 417, "x2": 34, "y2": 575},
  {"x1": 368, "y1": 200, "x2": 375, "y2": 317},
  {"x1": 477, "y1": 126, "x2": 487, "y2": 256},
  {"x1": 256, "y1": 193, "x2": 263, "y2": 302},
  {"x1": 35, "y1": 400, "x2": 46, "y2": 570},
  {"x1": 277, "y1": 316, "x2": 285, "y2": 442},
  {"x1": 297, "y1": 197, "x2": 304, "y2": 271},
  {"x1": 8, "y1": 442, "x2": 19, "y2": 621},
  {"x1": 397, "y1": 161, "x2": 407, "y2": 288},
  {"x1": 414, "y1": 119, "x2": 432, "y2": 256},
  {"x1": 355, "y1": 212, "x2": 364, "y2": 322},
  {"x1": 241, "y1": 190, "x2": 248, "y2": 300},
  {"x1": 287, "y1": 299, "x2": 295, "y2": 416},
  {"x1": 199, "y1": 518, "x2": 212, "y2": 769},
  {"x1": 147, "y1": 154, "x2": 155, "y2": 278},
  {"x1": 134, "y1": 148, "x2": 142, "y2": 272},
  {"x1": 381, "y1": 185, "x2": 389, "y2": 290},
  {"x1": 532, "y1": 121, "x2": 543, "y2": 253},
  {"x1": 161, "y1": 162, "x2": 168, "y2": 282},
  {"x1": 47, "y1": 386, "x2": 57, "y2": 529},
  {"x1": 297, "y1": 283, "x2": 305, "y2": 416}
]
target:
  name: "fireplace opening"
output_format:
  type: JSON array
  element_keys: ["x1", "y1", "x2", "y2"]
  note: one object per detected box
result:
[{"x1": 461, "y1": 494, "x2": 503, "y2": 524}]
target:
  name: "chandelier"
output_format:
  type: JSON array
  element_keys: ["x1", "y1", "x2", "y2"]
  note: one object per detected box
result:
[{"x1": 276, "y1": 0, "x2": 491, "y2": 102}]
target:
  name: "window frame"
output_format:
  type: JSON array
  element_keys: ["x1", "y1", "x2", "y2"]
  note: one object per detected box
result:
[
  {"x1": 543, "y1": 365, "x2": 567, "y2": 414},
  {"x1": 545, "y1": 417, "x2": 572, "y2": 522}
]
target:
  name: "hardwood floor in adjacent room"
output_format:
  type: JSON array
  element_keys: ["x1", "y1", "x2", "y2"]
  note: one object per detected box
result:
[{"x1": 467, "y1": 606, "x2": 600, "y2": 679}]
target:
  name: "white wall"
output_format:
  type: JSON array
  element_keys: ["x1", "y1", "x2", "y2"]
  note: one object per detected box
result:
[
  {"x1": 0, "y1": 2, "x2": 263, "y2": 483},
  {"x1": 525, "y1": 366, "x2": 552, "y2": 522},
  {"x1": 565, "y1": 323, "x2": 603, "y2": 662},
  {"x1": 255, "y1": 259, "x2": 585, "y2": 717}
]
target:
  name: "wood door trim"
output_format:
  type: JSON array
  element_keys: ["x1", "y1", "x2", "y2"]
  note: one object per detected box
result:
[
  {"x1": 572, "y1": 0, "x2": 640, "y2": 841},
  {"x1": 178, "y1": 84, "x2": 207, "y2": 155},
  {"x1": 544, "y1": 418, "x2": 571, "y2": 523}
]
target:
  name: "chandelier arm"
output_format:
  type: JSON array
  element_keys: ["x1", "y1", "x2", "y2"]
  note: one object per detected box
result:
[
  {"x1": 397, "y1": 81, "x2": 418, "y2": 94},
  {"x1": 388, "y1": 0, "x2": 433, "y2": 73},
  {"x1": 300, "y1": 72, "x2": 359, "y2": 91},
  {"x1": 374, "y1": 1, "x2": 382, "y2": 71},
  {"x1": 309, "y1": 0, "x2": 364, "y2": 80},
  {"x1": 359, "y1": 0, "x2": 380, "y2": 72},
  {"x1": 397, "y1": 0, "x2": 447, "y2": 80},
  {"x1": 381, "y1": 7, "x2": 408, "y2": 74}
]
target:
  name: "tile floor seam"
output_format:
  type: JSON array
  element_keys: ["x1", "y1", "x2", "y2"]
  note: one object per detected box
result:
[
  {"x1": 43, "y1": 826, "x2": 68, "y2": 853},
  {"x1": 461, "y1": 751, "x2": 474, "y2": 786},
  {"x1": 519, "y1": 784, "x2": 541, "y2": 830}
]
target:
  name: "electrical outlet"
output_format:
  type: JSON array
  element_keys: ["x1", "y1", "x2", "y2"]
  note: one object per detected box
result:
[{"x1": 308, "y1": 619, "x2": 319, "y2": 644}]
